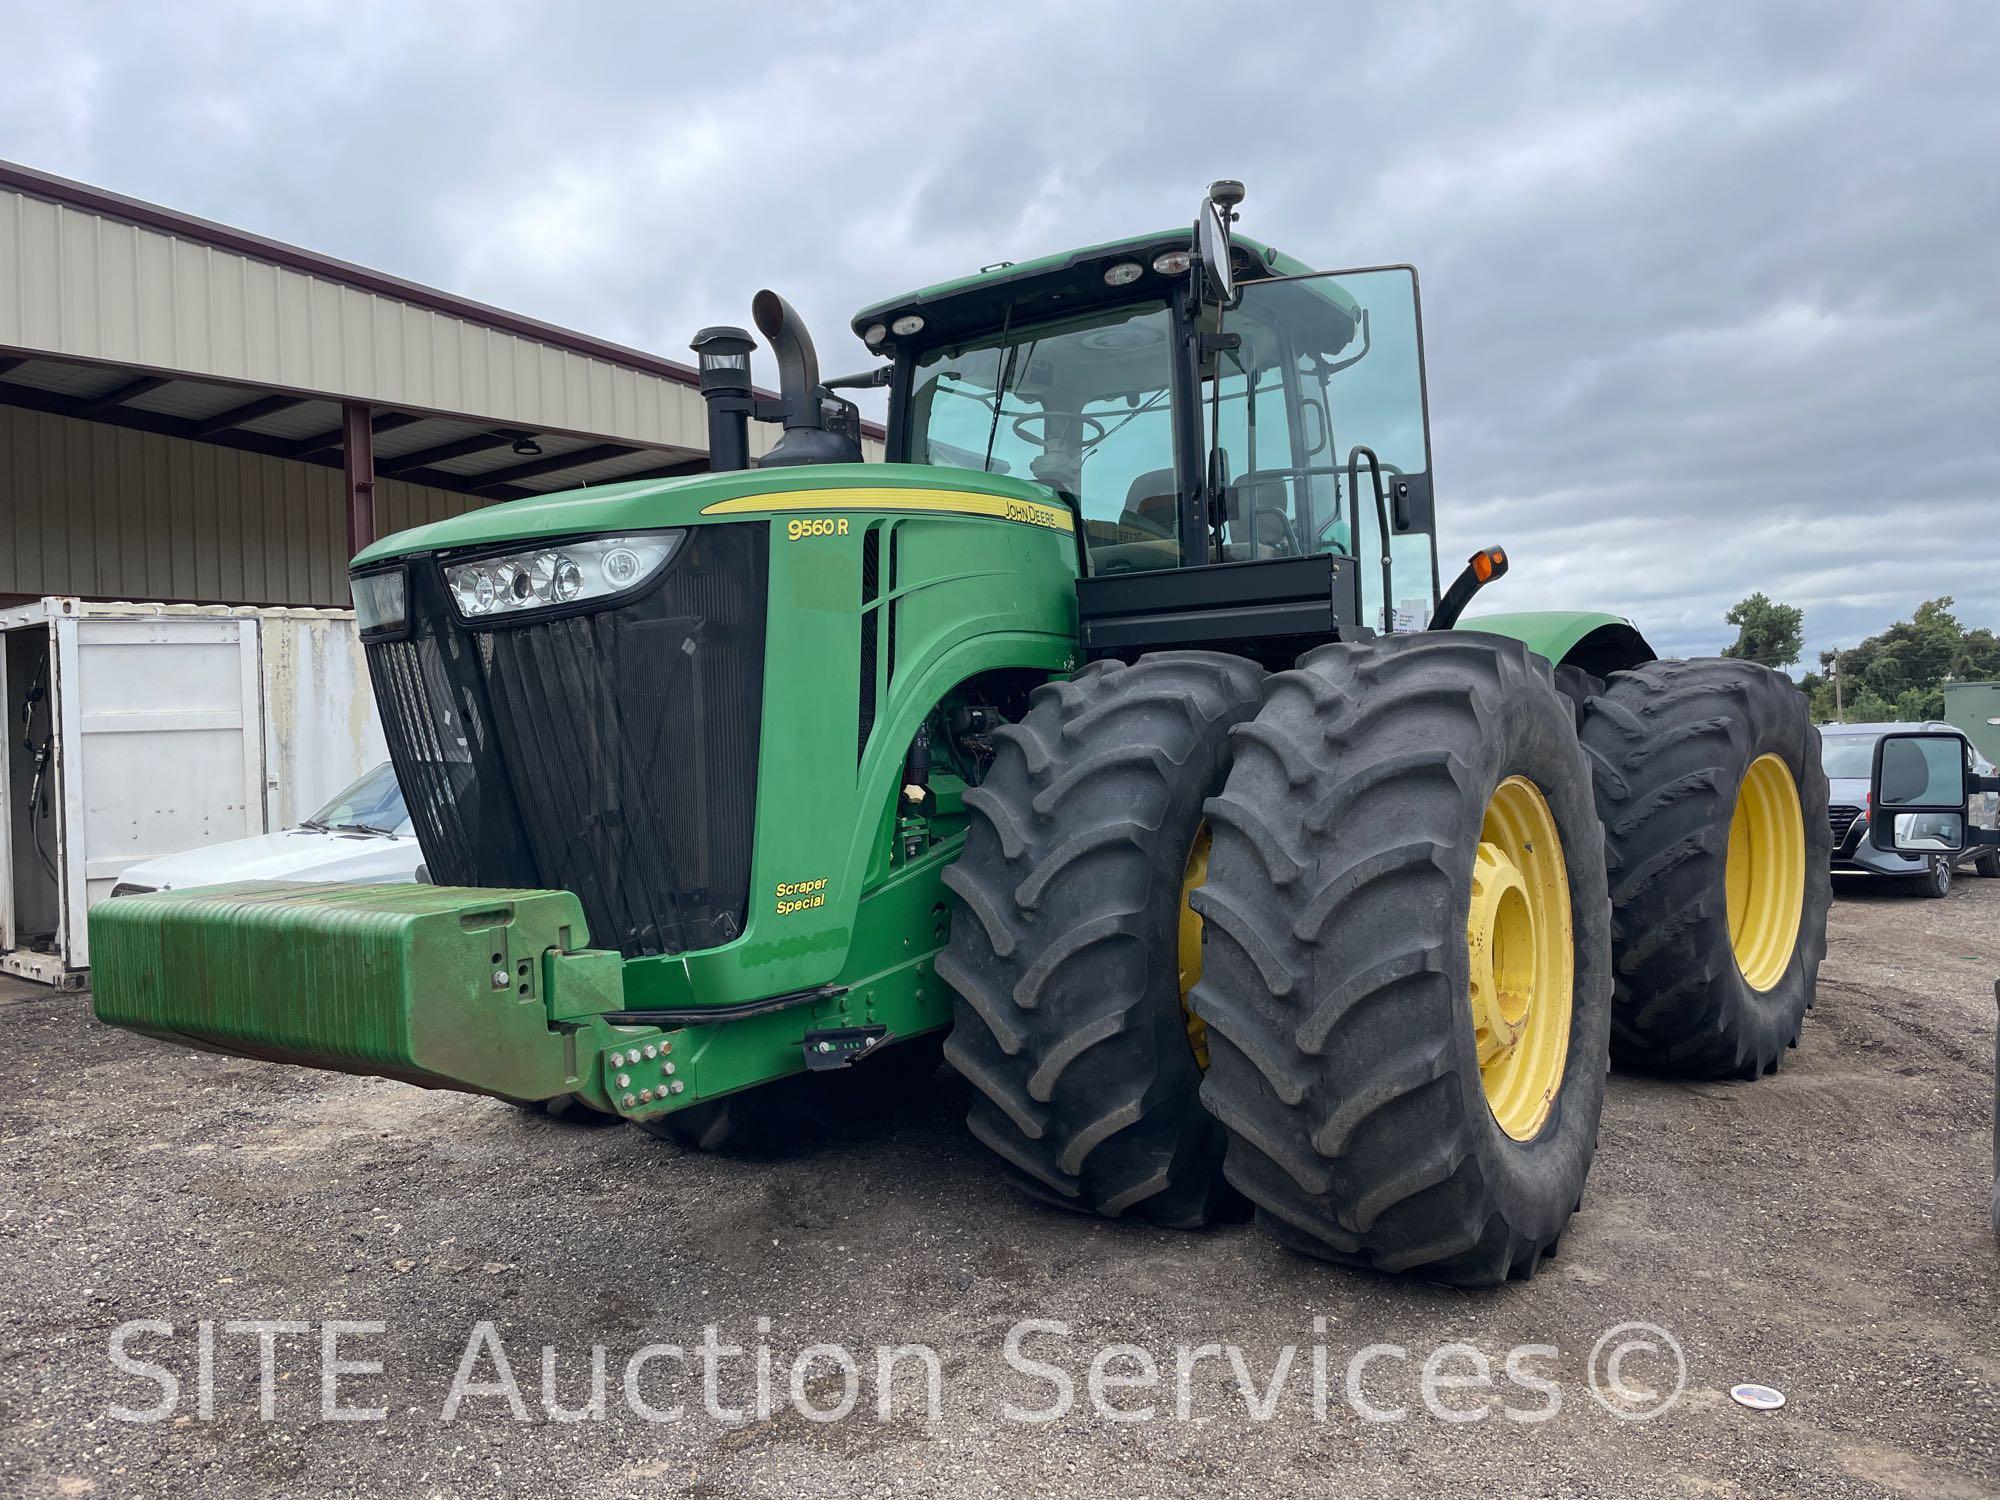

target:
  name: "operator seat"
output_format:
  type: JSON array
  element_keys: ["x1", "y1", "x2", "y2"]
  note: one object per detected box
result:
[
  {"x1": 1219, "y1": 476, "x2": 1296, "y2": 560},
  {"x1": 1084, "y1": 469, "x2": 1181, "y2": 572},
  {"x1": 1120, "y1": 469, "x2": 1179, "y2": 539},
  {"x1": 1090, "y1": 467, "x2": 1290, "y2": 569}
]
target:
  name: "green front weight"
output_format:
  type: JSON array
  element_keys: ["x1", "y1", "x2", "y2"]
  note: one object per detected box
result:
[{"x1": 90, "y1": 882, "x2": 619, "y2": 1103}]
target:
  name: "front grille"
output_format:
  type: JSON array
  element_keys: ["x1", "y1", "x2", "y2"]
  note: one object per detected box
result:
[
  {"x1": 365, "y1": 526, "x2": 768, "y2": 958},
  {"x1": 1828, "y1": 804, "x2": 1861, "y2": 846}
]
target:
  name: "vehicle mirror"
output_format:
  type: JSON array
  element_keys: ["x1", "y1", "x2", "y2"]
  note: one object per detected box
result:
[
  {"x1": 1869, "y1": 730, "x2": 1972, "y2": 852},
  {"x1": 1875, "y1": 732, "x2": 1967, "y2": 807},
  {"x1": 1199, "y1": 201, "x2": 1234, "y2": 305},
  {"x1": 1890, "y1": 812, "x2": 1965, "y2": 854}
]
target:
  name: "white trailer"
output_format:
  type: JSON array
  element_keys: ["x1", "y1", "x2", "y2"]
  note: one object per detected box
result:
[{"x1": 1, "y1": 598, "x2": 385, "y2": 986}]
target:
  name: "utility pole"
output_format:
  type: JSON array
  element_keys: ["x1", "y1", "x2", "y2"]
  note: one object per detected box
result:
[{"x1": 1832, "y1": 650, "x2": 1843, "y2": 723}]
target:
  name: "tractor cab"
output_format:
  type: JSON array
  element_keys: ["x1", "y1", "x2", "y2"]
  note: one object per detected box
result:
[{"x1": 853, "y1": 187, "x2": 1444, "y2": 664}]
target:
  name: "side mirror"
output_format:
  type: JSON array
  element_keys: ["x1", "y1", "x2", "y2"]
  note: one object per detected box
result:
[
  {"x1": 1198, "y1": 200, "x2": 1234, "y2": 305},
  {"x1": 1199, "y1": 179, "x2": 1243, "y2": 307},
  {"x1": 1869, "y1": 731, "x2": 1970, "y2": 854}
]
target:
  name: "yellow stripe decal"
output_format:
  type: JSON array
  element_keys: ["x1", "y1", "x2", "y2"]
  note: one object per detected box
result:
[{"x1": 699, "y1": 486, "x2": 1074, "y2": 534}]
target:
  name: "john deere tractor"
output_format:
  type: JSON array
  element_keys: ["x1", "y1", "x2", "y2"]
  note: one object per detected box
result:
[{"x1": 92, "y1": 182, "x2": 1830, "y2": 1284}]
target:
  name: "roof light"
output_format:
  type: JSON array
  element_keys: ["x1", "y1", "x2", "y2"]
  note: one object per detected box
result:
[
  {"x1": 890, "y1": 314, "x2": 925, "y2": 337},
  {"x1": 1103, "y1": 261, "x2": 1144, "y2": 287},
  {"x1": 1150, "y1": 251, "x2": 1193, "y2": 276},
  {"x1": 863, "y1": 322, "x2": 888, "y2": 347}
]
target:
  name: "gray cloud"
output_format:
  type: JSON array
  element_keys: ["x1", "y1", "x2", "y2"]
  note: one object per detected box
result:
[{"x1": 4, "y1": 0, "x2": 1993, "y2": 666}]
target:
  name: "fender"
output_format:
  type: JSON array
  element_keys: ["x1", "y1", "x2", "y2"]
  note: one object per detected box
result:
[{"x1": 1455, "y1": 609, "x2": 1657, "y2": 678}]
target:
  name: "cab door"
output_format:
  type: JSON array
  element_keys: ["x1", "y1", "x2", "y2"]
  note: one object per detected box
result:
[{"x1": 1205, "y1": 265, "x2": 1441, "y2": 632}]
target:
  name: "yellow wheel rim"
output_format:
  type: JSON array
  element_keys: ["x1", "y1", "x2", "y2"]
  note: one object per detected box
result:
[
  {"x1": 1179, "y1": 825, "x2": 1212, "y2": 1070},
  {"x1": 1466, "y1": 776, "x2": 1573, "y2": 1141},
  {"x1": 1726, "y1": 753, "x2": 1805, "y2": 992}
]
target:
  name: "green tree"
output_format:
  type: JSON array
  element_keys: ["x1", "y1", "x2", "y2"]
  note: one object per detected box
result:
[
  {"x1": 1803, "y1": 596, "x2": 1997, "y2": 723},
  {"x1": 1721, "y1": 592, "x2": 1804, "y2": 669}
]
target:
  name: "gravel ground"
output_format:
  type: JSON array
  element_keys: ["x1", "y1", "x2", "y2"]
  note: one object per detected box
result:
[{"x1": 2, "y1": 877, "x2": 1996, "y2": 1498}]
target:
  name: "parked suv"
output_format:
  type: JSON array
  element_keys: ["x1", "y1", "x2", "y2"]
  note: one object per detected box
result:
[{"x1": 1822, "y1": 721, "x2": 2000, "y2": 896}]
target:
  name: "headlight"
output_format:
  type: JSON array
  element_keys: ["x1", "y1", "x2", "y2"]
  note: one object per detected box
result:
[
  {"x1": 350, "y1": 567, "x2": 407, "y2": 635},
  {"x1": 443, "y1": 532, "x2": 683, "y2": 621}
]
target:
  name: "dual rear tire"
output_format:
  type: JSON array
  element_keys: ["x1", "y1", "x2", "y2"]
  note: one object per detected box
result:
[
  {"x1": 933, "y1": 641, "x2": 1832, "y2": 1283},
  {"x1": 941, "y1": 635, "x2": 1617, "y2": 1280},
  {"x1": 1193, "y1": 634, "x2": 1613, "y2": 1282}
]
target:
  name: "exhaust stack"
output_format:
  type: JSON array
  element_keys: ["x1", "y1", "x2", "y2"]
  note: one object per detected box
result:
[{"x1": 751, "y1": 289, "x2": 862, "y2": 468}]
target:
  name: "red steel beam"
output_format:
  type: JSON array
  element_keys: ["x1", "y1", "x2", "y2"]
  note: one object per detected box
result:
[{"x1": 343, "y1": 402, "x2": 377, "y2": 557}]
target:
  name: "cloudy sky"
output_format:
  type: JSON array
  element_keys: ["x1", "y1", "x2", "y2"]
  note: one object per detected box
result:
[{"x1": 3, "y1": 2, "x2": 1993, "y2": 665}]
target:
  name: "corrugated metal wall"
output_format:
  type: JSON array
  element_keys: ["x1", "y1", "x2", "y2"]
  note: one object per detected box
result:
[
  {"x1": 0, "y1": 405, "x2": 477, "y2": 605},
  {"x1": 1, "y1": 182, "x2": 714, "y2": 450}
]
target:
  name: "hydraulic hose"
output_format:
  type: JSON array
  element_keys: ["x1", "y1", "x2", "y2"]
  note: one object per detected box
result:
[
  {"x1": 28, "y1": 757, "x2": 56, "y2": 880},
  {"x1": 18, "y1": 655, "x2": 57, "y2": 879}
]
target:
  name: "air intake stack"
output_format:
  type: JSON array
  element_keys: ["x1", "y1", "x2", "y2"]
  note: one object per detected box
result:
[{"x1": 690, "y1": 325, "x2": 756, "y2": 473}]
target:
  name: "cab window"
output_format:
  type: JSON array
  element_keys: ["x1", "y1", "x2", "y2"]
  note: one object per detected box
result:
[{"x1": 908, "y1": 303, "x2": 1182, "y2": 571}]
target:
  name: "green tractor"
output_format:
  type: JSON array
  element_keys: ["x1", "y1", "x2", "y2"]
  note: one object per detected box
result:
[{"x1": 92, "y1": 182, "x2": 1831, "y2": 1284}]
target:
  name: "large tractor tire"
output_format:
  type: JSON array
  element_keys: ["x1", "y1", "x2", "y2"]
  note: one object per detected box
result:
[
  {"x1": 939, "y1": 651, "x2": 1265, "y2": 1228},
  {"x1": 1192, "y1": 634, "x2": 1612, "y2": 1284},
  {"x1": 1577, "y1": 659, "x2": 1831, "y2": 1078}
]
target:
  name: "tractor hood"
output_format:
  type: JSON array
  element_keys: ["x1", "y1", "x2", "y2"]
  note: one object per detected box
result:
[{"x1": 350, "y1": 462, "x2": 1073, "y2": 567}]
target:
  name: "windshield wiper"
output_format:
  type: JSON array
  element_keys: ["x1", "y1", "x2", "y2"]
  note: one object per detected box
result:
[
  {"x1": 982, "y1": 301, "x2": 1018, "y2": 473},
  {"x1": 333, "y1": 821, "x2": 397, "y2": 837},
  {"x1": 299, "y1": 817, "x2": 330, "y2": 832}
]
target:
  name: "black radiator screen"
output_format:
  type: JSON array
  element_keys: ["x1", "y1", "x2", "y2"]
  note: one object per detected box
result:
[{"x1": 365, "y1": 525, "x2": 768, "y2": 957}]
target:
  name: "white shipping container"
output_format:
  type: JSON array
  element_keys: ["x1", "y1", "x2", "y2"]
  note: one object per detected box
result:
[{"x1": 1, "y1": 597, "x2": 386, "y2": 986}]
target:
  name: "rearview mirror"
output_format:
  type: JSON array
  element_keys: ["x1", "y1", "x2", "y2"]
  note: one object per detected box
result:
[
  {"x1": 1891, "y1": 812, "x2": 1965, "y2": 853},
  {"x1": 1198, "y1": 200, "x2": 1234, "y2": 305},
  {"x1": 1869, "y1": 731, "x2": 1971, "y2": 853}
]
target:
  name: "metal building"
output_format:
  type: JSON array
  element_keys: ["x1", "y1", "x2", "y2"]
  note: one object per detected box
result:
[
  {"x1": 1944, "y1": 682, "x2": 2000, "y2": 768},
  {"x1": 1, "y1": 158, "x2": 778, "y2": 607},
  {"x1": 1, "y1": 160, "x2": 873, "y2": 986}
]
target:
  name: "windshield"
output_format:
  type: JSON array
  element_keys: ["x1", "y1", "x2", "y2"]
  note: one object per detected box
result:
[
  {"x1": 909, "y1": 302, "x2": 1182, "y2": 570},
  {"x1": 1207, "y1": 267, "x2": 1437, "y2": 629},
  {"x1": 306, "y1": 761, "x2": 412, "y2": 835},
  {"x1": 1819, "y1": 737, "x2": 1879, "y2": 779}
]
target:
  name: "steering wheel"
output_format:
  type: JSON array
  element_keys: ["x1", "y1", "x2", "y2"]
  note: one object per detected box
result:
[{"x1": 1011, "y1": 411, "x2": 1108, "y2": 448}]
